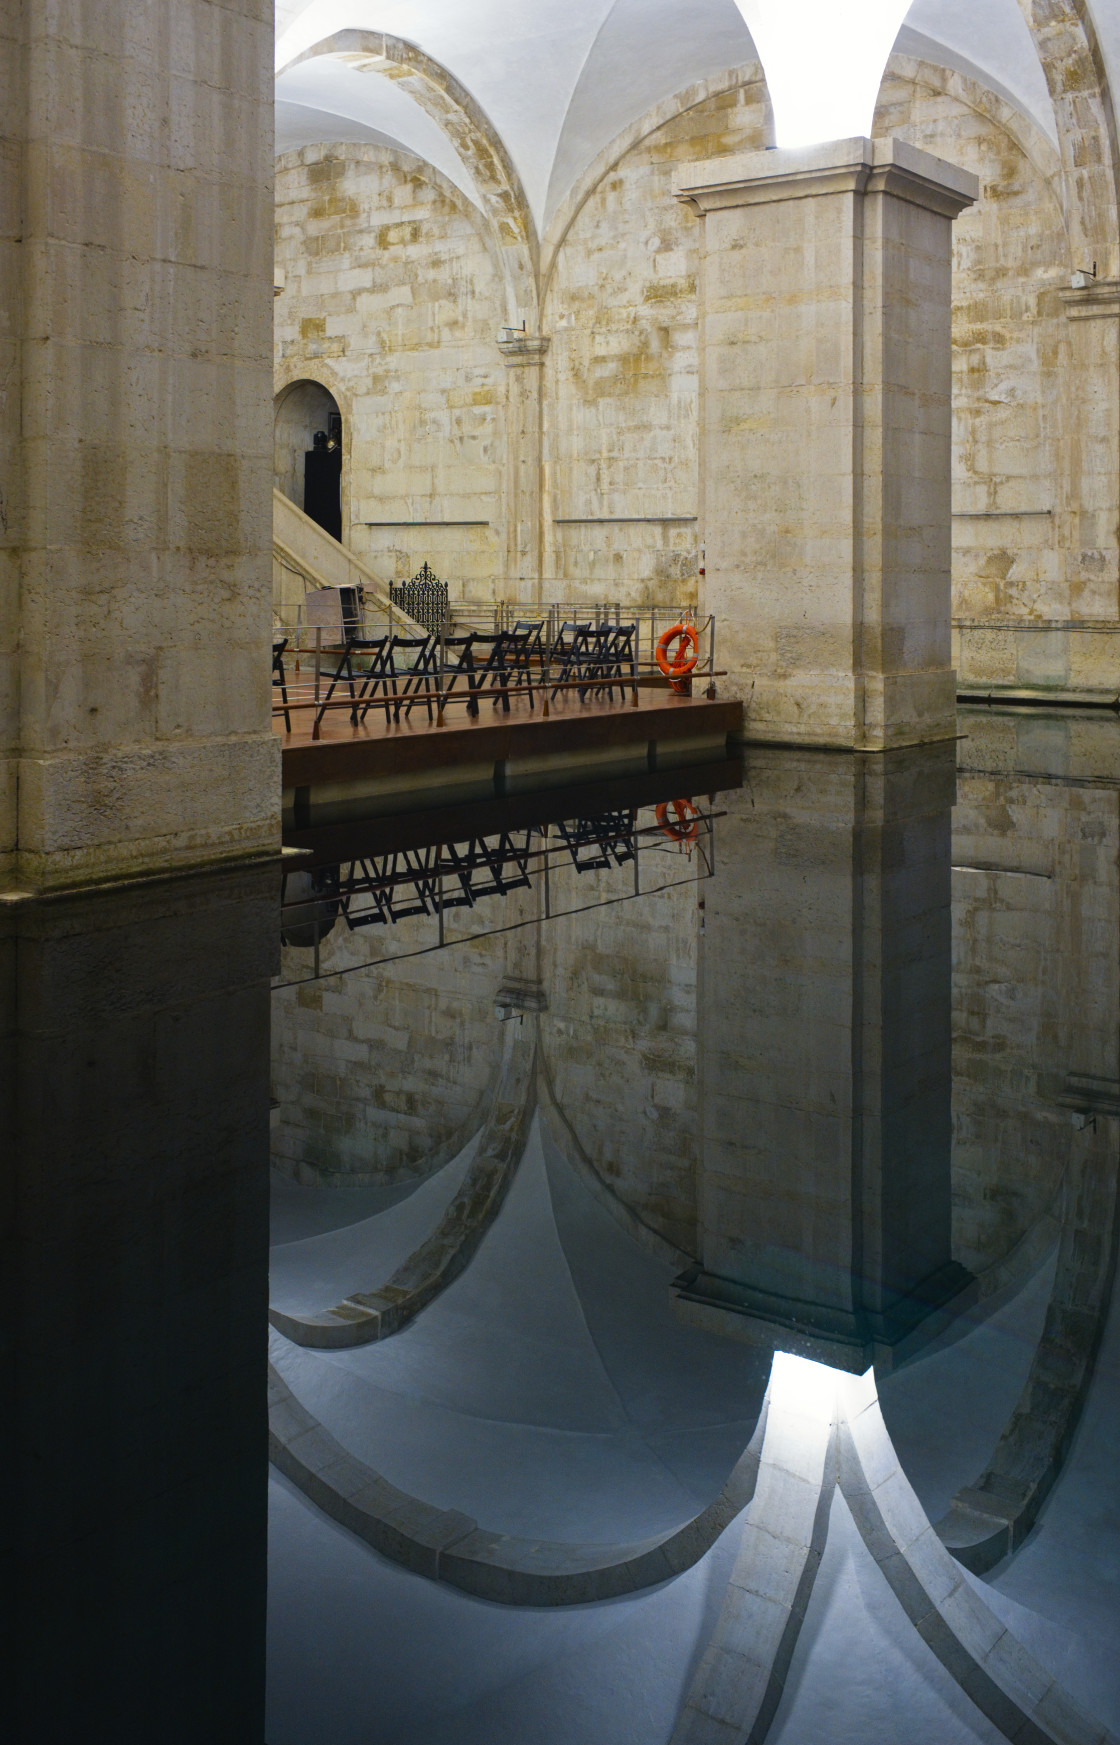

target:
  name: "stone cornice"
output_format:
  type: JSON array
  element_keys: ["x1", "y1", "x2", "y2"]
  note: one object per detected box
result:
[
  {"x1": 497, "y1": 334, "x2": 551, "y2": 365},
  {"x1": 675, "y1": 136, "x2": 977, "y2": 221},
  {"x1": 1059, "y1": 279, "x2": 1120, "y2": 320}
]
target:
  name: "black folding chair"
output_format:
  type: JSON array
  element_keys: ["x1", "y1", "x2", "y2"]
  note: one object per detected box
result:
[
  {"x1": 393, "y1": 635, "x2": 441, "y2": 722},
  {"x1": 272, "y1": 637, "x2": 291, "y2": 731},
  {"x1": 505, "y1": 621, "x2": 544, "y2": 709},
  {"x1": 468, "y1": 632, "x2": 517, "y2": 714},
  {"x1": 584, "y1": 622, "x2": 637, "y2": 701},
  {"x1": 435, "y1": 632, "x2": 513, "y2": 717},
  {"x1": 548, "y1": 621, "x2": 592, "y2": 701},
  {"x1": 313, "y1": 634, "x2": 391, "y2": 734}
]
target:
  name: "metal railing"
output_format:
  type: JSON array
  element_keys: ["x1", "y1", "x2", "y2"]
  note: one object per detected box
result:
[
  {"x1": 271, "y1": 605, "x2": 719, "y2": 735},
  {"x1": 389, "y1": 562, "x2": 451, "y2": 634}
]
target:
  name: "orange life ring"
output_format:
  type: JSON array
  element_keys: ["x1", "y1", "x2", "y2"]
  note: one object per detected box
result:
[
  {"x1": 656, "y1": 623, "x2": 699, "y2": 686},
  {"x1": 656, "y1": 798, "x2": 700, "y2": 846}
]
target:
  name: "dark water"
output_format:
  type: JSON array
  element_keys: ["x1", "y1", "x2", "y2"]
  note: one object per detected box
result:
[{"x1": 7, "y1": 711, "x2": 1119, "y2": 1743}]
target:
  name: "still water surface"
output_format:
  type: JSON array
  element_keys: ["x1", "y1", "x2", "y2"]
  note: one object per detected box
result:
[{"x1": 266, "y1": 713, "x2": 1119, "y2": 1745}]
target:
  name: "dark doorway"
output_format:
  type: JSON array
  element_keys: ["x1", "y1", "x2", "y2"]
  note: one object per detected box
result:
[{"x1": 274, "y1": 380, "x2": 343, "y2": 541}]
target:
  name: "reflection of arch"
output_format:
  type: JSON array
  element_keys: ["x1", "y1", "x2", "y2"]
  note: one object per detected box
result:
[
  {"x1": 1015, "y1": 0, "x2": 1119, "y2": 274},
  {"x1": 934, "y1": 1128, "x2": 1119, "y2": 1573},
  {"x1": 274, "y1": 379, "x2": 342, "y2": 536},
  {"x1": 270, "y1": 1031, "x2": 536, "y2": 1347},
  {"x1": 279, "y1": 29, "x2": 538, "y2": 327}
]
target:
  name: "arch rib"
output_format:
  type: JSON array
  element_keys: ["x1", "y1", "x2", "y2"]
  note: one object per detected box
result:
[
  {"x1": 279, "y1": 30, "x2": 539, "y2": 328},
  {"x1": 1015, "y1": 0, "x2": 1120, "y2": 276}
]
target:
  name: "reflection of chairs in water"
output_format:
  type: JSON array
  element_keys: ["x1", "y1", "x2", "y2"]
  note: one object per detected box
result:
[
  {"x1": 557, "y1": 811, "x2": 637, "y2": 872},
  {"x1": 336, "y1": 833, "x2": 535, "y2": 928},
  {"x1": 272, "y1": 636, "x2": 292, "y2": 731},
  {"x1": 440, "y1": 832, "x2": 533, "y2": 902}
]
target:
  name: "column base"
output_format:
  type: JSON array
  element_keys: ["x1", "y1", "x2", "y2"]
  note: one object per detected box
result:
[
  {"x1": 731, "y1": 669, "x2": 958, "y2": 750},
  {"x1": 1, "y1": 736, "x2": 281, "y2": 896}
]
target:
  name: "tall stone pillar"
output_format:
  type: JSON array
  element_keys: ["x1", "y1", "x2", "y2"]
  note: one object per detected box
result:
[
  {"x1": 1, "y1": 0, "x2": 278, "y2": 893},
  {"x1": 498, "y1": 334, "x2": 549, "y2": 607},
  {"x1": 678, "y1": 139, "x2": 977, "y2": 750},
  {"x1": 678, "y1": 744, "x2": 973, "y2": 1370}
]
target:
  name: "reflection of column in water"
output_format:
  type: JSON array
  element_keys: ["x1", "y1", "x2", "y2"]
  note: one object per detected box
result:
[
  {"x1": 682, "y1": 743, "x2": 973, "y2": 1371},
  {"x1": 5, "y1": 866, "x2": 274, "y2": 1740}
]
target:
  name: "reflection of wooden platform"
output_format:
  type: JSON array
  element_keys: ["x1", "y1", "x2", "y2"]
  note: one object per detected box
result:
[
  {"x1": 278, "y1": 686, "x2": 742, "y2": 825},
  {"x1": 285, "y1": 757, "x2": 744, "y2": 864}
]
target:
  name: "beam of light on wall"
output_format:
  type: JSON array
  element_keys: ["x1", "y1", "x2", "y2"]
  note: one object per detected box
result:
[
  {"x1": 769, "y1": 1350, "x2": 843, "y2": 1421},
  {"x1": 734, "y1": 0, "x2": 912, "y2": 147}
]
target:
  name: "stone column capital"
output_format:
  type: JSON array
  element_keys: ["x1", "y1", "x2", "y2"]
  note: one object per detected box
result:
[
  {"x1": 497, "y1": 333, "x2": 551, "y2": 366},
  {"x1": 675, "y1": 136, "x2": 977, "y2": 221}
]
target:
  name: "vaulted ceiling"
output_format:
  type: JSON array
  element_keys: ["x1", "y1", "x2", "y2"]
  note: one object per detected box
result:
[{"x1": 273, "y1": 1, "x2": 1119, "y2": 234}]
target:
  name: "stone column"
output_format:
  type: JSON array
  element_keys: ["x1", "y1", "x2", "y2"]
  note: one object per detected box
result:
[
  {"x1": 498, "y1": 334, "x2": 549, "y2": 607},
  {"x1": 679, "y1": 744, "x2": 973, "y2": 1371},
  {"x1": 1, "y1": 0, "x2": 278, "y2": 893},
  {"x1": 1057, "y1": 277, "x2": 1120, "y2": 692},
  {"x1": 678, "y1": 138, "x2": 977, "y2": 750}
]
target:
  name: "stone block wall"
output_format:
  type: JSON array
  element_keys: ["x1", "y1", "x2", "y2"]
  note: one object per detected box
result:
[
  {"x1": 274, "y1": 144, "x2": 508, "y2": 605},
  {"x1": 540, "y1": 80, "x2": 768, "y2": 602},
  {"x1": 876, "y1": 57, "x2": 1120, "y2": 700}
]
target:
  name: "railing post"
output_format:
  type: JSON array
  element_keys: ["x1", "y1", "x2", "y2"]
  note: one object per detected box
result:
[
  {"x1": 707, "y1": 614, "x2": 717, "y2": 699},
  {"x1": 436, "y1": 630, "x2": 446, "y2": 726},
  {"x1": 541, "y1": 625, "x2": 550, "y2": 719},
  {"x1": 311, "y1": 626, "x2": 323, "y2": 741}
]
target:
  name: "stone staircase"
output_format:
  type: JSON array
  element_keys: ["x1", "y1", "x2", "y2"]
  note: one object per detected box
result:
[{"x1": 272, "y1": 489, "x2": 426, "y2": 637}]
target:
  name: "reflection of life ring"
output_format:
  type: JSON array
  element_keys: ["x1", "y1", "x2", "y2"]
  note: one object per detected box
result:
[
  {"x1": 656, "y1": 623, "x2": 699, "y2": 693},
  {"x1": 656, "y1": 798, "x2": 700, "y2": 845}
]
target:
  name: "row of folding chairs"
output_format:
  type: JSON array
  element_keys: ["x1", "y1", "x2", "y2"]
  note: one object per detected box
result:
[{"x1": 307, "y1": 619, "x2": 639, "y2": 734}]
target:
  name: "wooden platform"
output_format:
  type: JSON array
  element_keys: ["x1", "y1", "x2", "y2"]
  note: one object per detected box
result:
[{"x1": 278, "y1": 685, "x2": 742, "y2": 826}]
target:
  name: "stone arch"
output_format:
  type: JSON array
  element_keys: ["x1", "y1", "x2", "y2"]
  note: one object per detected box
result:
[
  {"x1": 540, "y1": 60, "x2": 771, "y2": 307},
  {"x1": 873, "y1": 53, "x2": 1077, "y2": 630},
  {"x1": 272, "y1": 346, "x2": 354, "y2": 534},
  {"x1": 875, "y1": 52, "x2": 1068, "y2": 231},
  {"x1": 1015, "y1": 0, "x2": 1120, "y2": 275},
  {"x1": 273, "y1": 378, "x2": 342, "y2": 522},
  {"x1": 278, "y1": 29, "x2": 538, "y2": 329}
]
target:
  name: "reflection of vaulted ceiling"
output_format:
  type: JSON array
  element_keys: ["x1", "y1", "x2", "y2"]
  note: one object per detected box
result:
[{"x1": 274, "y1": 0, "x2": 1114, "y2": 234}]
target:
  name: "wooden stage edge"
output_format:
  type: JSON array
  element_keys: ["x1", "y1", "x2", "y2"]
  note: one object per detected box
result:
[{"x1": 279, "y1": 689, "x2": 743, "y2": 826}]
